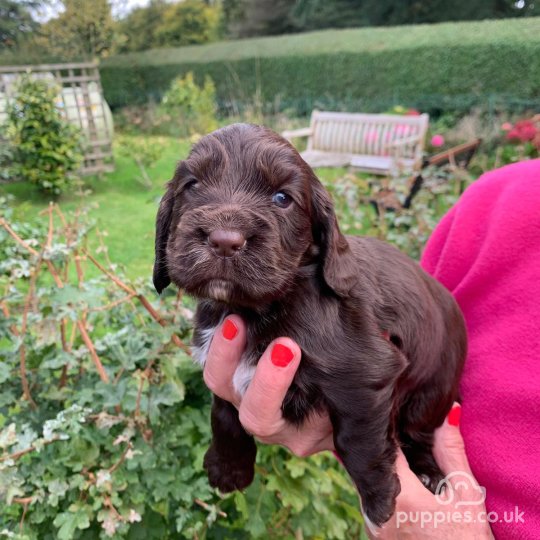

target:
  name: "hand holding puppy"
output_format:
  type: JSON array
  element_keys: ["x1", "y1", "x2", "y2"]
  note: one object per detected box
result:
[
  {"x1": 205, "y1": 316, "x2": 493, "y2": 539},
  {"x1": 203, "y1": 315, "x2": 334, "y2": 456}
]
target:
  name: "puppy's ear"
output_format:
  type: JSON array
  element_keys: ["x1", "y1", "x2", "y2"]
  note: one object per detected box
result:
[
  {"x1": 311, "y1": 179, "x2": 357, "y2": 297},
  {"x1": 153, "y1": 177, "x2": 177, "y2": 294}
]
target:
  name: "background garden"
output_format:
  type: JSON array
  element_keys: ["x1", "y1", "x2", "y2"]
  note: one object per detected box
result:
[{"x1": 1, "y1": 1, "x2": 540, "y2": 539}]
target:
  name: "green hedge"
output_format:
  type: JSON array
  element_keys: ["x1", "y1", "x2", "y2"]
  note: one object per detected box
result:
[{"x1": 100, "y1": 18, "x2": 540, "y2": 114}]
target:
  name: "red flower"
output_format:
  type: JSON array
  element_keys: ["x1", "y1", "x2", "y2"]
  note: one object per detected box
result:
[{"x1": 506, "y1": 120, "x2": 538, "y2": 143}]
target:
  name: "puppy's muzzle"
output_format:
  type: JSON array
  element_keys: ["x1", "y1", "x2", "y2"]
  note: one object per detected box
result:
[{"x1": 208, "y1": 229, "x2": 246, "y2": 258}]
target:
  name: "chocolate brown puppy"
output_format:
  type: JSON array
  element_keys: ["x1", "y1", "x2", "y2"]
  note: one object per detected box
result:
[{"x1": 153, "y1": 123, "x2": 467, "y2": 527}]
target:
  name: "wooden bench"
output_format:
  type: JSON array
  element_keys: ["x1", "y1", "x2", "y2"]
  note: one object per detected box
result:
[{"x1": 282, "y1": 110, "x2": 429, "y2": 176}]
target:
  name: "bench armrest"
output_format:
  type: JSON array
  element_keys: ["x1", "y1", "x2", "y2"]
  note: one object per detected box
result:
[
  {"x1": 281, "y1": 127, "x2": 312, "y2": 140},
  {"x1": 384, "y1": 134, "x2": 422, "y2": 149}
]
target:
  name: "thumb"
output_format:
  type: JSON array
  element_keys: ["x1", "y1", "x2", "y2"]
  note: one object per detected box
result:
[
  {"x1": 433, "y1": 403, "x2": 473, "y2": 477},
  {"x1": 239, "y1": 338, "x2": 301, "y2": 438}
]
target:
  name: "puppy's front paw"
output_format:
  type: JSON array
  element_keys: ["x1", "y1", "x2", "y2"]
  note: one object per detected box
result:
[{"x1": 203, "y1": 446, "x2": 255, "y2": 492}]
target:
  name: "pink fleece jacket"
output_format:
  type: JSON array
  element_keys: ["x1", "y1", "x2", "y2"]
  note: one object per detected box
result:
[{"x1": 421, "y1": 159, "x2": 540, "y2": 539}]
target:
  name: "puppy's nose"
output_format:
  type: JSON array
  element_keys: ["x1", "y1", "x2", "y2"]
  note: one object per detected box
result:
[{"x1": 208, "y1": 229, "x2": 246, "y2": 257}]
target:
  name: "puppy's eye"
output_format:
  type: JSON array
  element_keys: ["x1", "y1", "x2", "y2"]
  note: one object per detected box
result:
[
  {"x1": 184, "y1": 178, "x2": 198, "y2": 191},
  {"x1": 272, "y1": 191, "x2": 292, "y2": 208}
]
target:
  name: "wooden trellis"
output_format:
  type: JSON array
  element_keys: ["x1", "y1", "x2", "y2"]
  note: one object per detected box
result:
[{"x1": 0, "y1": 62, "x2": 114, "y2": 176}]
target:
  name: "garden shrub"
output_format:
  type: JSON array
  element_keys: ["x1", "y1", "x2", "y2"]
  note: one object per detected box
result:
[
  {"x1": 159, "y1": 72, "x2": 218, "y2": 137},
  {"x1": 0, "y1": 197, "x2": 364, "y2": 539},
  {"x1": 3, "y1": 76, "x2": 83, "y2": 196},
  {"x1": 99, "y1": 17, "x2": 540, "y2": 115}
]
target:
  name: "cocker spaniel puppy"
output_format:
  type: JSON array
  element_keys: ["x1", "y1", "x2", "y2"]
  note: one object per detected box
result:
[{"x1": 153, "y1": 123, "x2": 466, "y2": 527}]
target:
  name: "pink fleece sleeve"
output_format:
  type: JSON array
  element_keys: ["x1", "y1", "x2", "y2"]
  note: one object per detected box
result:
[{"x1": 420, "y1": 159, "x2": 540, "y2": 540}]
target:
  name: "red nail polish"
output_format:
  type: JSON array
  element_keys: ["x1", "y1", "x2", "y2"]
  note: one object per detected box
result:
[
  {"x1": 271, "y1": 343, "x2": 294, "y2": 367},
  {"x1": 222, "y1": 319, "x2": 238, "y2": 341},
  {"x1": 448, "y1": 405, "x2": 461, "y2": 427}
]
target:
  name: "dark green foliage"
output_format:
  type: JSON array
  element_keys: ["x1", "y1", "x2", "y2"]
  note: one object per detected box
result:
[
  {"x1": 352, "y1": 0, "x2": 536, "y2": 26},
  {"x1": 0, "y1": 198, "x2": 365, "y2": 539},
  {"x1": 222, "y1": 0, "x2": 537, "y2": 36},
  {"x1": 0, "y1": 0, "x2": 36, "y2": 49},
  {"x1": 225, "y1": 0, "x2": 298, "y2": 38},
  {"x1": 3, "y1": 76, "x2": 83, "y2": 196},
  {"x1": 292, "y1": 0, "x2": 367, "y2": 31},
  {"x1": 100, "y1": 18, "x2": 540, "y2": 115}
]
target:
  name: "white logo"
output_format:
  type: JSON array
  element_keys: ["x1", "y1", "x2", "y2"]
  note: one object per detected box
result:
[{"x1": 435, "y1": 471, "x2": 486, "y2": 506}]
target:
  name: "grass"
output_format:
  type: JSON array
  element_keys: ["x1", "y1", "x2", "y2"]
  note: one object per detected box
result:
[
  {"x1": 102, "y1": 17, "x2": 540, "y2": 67},
  {"x1": 2, "y1": 137, "x2": 191, "y2": 280}
]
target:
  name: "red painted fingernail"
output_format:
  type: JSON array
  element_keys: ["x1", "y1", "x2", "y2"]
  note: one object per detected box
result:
[
  {"x1": 271, "y1": 343, "x2": 294, "y2": 367},
  {"x1": 447, "y1": 405, "x2": 461, "y2": 427},
  {"x1": 222, "y1": 319, "x2": 238, "y2": 341}
]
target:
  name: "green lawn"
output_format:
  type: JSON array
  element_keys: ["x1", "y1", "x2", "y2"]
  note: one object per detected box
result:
[
  {"x1": 2, "y1": 137, "x2": 191, "y2": 279},
  {"x1": 102, "y1": 17, "x2": 540, "y2": 67}
]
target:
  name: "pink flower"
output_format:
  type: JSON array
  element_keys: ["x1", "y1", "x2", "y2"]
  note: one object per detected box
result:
[
  {"x1": 406, "y1": 109, "x2": 421, "y2": 116},
  {"x1": 431, "y1": 134, "x2": 445, "y2": 147},
  {"x1": 501, "y1": 122, "x2": 513, "y2": 131}
]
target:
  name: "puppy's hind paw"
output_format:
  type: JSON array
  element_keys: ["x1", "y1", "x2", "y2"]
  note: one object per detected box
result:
[
  {"x1": 360, "y1": 475, "x2": 400, "y2": 530},
  {"x1": 419, "y1": 469, "x2": 445, "y2": 494},
  {"x1": 203, "y1": 446, "x2": 255, "y2": 492}
]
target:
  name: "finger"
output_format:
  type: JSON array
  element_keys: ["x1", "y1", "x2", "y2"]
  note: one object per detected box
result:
[
  {"x1": 203, "y1": 315, "x2": 246, "y2": 405},
  {"x1": 433, "y1": 403, "x2": 485, "y2": 505},
  {"x1": 239, "y1": 338, "x2": 301, "y2": 438},
  {"x1": 433, "y1": 403, "x2": 473, "y2": 477}
]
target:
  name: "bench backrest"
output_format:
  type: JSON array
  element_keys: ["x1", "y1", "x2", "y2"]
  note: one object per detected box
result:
[{"x1": 308, "y1": 111, "x2": 429, "y2": 161}]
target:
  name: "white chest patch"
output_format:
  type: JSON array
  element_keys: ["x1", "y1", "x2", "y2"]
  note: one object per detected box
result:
[
  {"x1": 231, "y1": 362, "x2": 256, "y2": 396},
  {"x1": 191, "y1": 323, "x2": 219, "y2": 367},
  {"x1": 191, "y1": 320, "x2": 256, "y2": 396}
]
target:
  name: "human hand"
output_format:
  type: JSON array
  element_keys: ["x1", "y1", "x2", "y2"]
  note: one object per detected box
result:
[
  {"x1": 202, "y1": 315, "x2": 334, "y2": 456},
  {"x1": 203, "y1": 316, "x2": 492, "y2": 539},
  {"x1": 364, "y1": 405, "x2": 493, "y2": 539}
]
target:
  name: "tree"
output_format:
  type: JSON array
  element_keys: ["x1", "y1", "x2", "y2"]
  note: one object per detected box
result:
[
  {"x1": 0, "y1": 0, "x2": 36, "y2": 50},
  {"x1": 156, "y1": 0, "x2": 221, "y2": 47},
  {"x1": 37, "y1": 0, "x2": 116, "y2": 59},
  {"x1": 357, "y1": 0, "x2": 537, "y2": 25},
  {"x1": 224, "y1": 0, "x2": 297, "y2": 38},
  {"x1": 224, "y1": 0, "x2": 537, "y2": 36},
  {"x1": 292, "y1": 0, "x2": 366, "y2": 31},
  {"x1": 116, "y1": 0, "x2": 221, "y2": 52},
  {"x1": 115, "y1": 0, "x2": 168, "y2": 53}
]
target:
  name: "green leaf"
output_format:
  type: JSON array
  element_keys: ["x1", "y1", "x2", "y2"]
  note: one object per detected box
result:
[
  {"x1": 0, "y1": 363, "x2": 11, "y2": 384},
  {"x1": 53, "y1": 507, "x2": 91, "y2": 539}
]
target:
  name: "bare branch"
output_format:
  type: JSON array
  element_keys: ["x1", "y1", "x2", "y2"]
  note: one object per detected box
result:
[
  {"x1": 0, "y1": 436, "x2": 61, "y2": 463},
  {"x1": 85, "y1": 251, "x2": 190, "y2": 354},
  {"x1": 194, "y1": 498, "x2": 227, "y2": 518},
  {"x1": 77, "y1": 319, "x2": 109, "y2": 383},
  {"x1": 0, "y1": 217, "x2": 39, "y2": 257}
]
